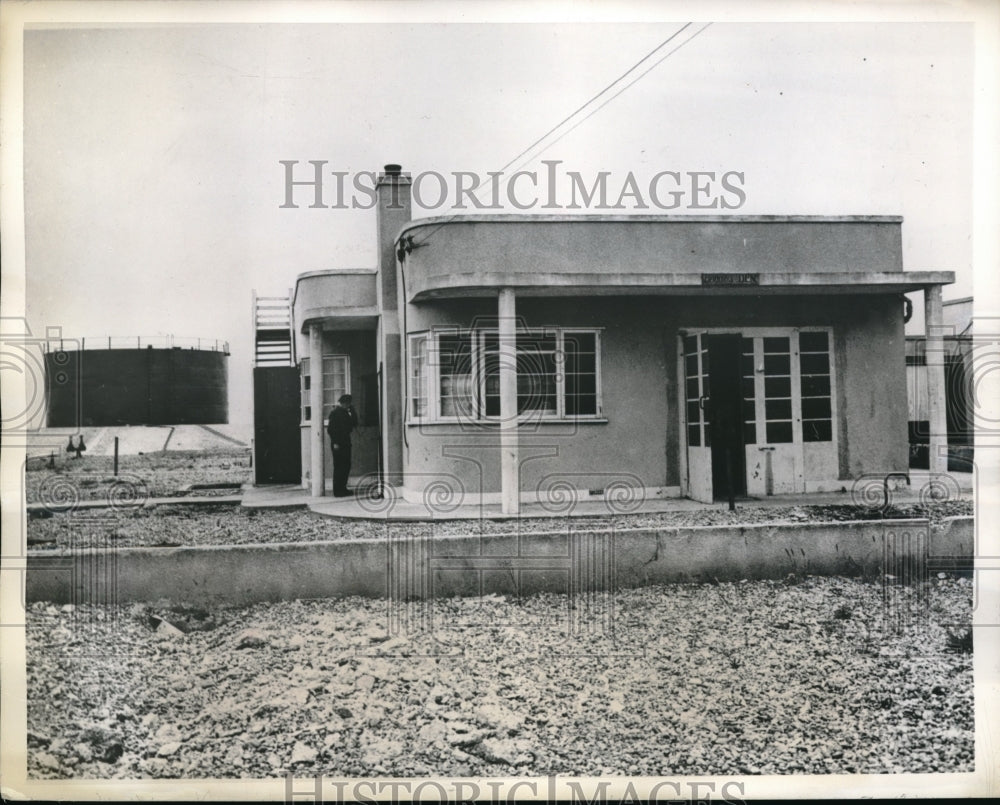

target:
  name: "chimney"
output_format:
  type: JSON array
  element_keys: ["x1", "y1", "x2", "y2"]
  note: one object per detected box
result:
[
  {"x1": 374, "y1": 164, "x2": 411, "y2": 482},
  {"x1": 376, "y1": 164, "x2": 412, "y2": 311}
]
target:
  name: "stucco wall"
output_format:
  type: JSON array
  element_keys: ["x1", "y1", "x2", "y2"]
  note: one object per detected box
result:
[
  {"x1": 399, "y1": 293, "x2": 907, "y2": 498},
  {"x1": 401, "y1": 218, "x2": 904, "y2": 299},
  {"x1": 836, "y1": 295, "x2": 909, "y2": 475}
]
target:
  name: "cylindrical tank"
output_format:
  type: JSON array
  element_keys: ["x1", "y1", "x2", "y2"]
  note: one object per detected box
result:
[{"x1": 45, "y1": 344, "x2": 228, "y2": 427}]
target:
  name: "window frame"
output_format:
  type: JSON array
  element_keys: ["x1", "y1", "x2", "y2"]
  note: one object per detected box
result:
[
  {"x1": 300, "y1": 354, "x2": 351, "y2": 425},
  {"x1": 407, "y1": 327, "x2": 604, "y2": 424}
]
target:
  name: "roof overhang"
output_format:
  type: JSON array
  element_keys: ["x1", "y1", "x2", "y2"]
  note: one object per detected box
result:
[
  {"x1": 292, "y1": 269, "x2": 378, "y2": 332},
  {"x1": 410, "y1": 271, "x2": 955, "y2": 301}
]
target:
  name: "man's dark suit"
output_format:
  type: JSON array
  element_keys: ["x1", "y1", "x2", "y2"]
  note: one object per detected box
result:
[{"x1": 327, "y1": 404, "x2": 357, "y2": 496}]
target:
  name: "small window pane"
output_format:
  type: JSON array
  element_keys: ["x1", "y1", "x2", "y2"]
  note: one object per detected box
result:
[
  {"x1": 800, "y1": 353, "x2": 830, "y2": 375},
  {"x1": 766, "y1": 421, "x2": 793, "y2": 443},
  {"x1": 764, "y1": 376, "x2": 791, "y2": 398},
  {"x1": 743, "y1": 421, "x2": 756, "y2": 445},
  {"x1": 763, "y1": 354, "x2": 791, "y2": 375},
  {"x1": 765, "y1": 398, "x2": 792, "y2": 420},
  {"x1": 801, "y1": 375, "x2": 831, "y2": 397},
  {"x1": 801, "y1": 397, "x2": 831, "y2": 419},
  {"x1": 688, "y1": 424, "x2": 701, "y2": 447},
  {"x1": 799, "y1": 331, "x2": 829, "y2": 352},
  {"x1": 566, "y1": 393, "x2": 597, "y2": 416},
  {"x1": 763, "y1": 337, "x2": 790, "y2": 354},
  {"x1": 803, "y1": 420, "x2": 832, "y2": 442}
]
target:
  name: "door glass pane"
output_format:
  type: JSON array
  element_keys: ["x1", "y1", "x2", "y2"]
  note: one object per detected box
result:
[
  {"x1": 799, "y1": 330, "x2": 833, "y2": 443},
  {"x1": 684, "y1": 335, "x2": 706, "y2": 447},
  {"x1": 741, "y1": 337, "x2": 756, "y2": 444},
  {"x1": 762, "y1": 336, "x2": 792, "y2": 443}
]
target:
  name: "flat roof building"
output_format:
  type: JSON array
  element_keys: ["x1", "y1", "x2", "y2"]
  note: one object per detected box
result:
[{"x1": 266, "y1": 165, "x2": 954, "y2": 512}]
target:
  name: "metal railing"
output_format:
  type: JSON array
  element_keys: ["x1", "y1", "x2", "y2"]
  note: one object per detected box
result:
[{"x1": 44, "y1": 336, "x2": 230, "y2": 354}]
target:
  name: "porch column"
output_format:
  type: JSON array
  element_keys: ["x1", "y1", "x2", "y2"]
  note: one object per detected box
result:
[
  {"x1": 924, "y1": 285, "x2": 948, "y2": 475},
  {"x1": 499, "y1": 288, "x2": 519, "y2": 515},
  {"x1": 309, "y1": 324, "x2": 325, "y2": 497}
]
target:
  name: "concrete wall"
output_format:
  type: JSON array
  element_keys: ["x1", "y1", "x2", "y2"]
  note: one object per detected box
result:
[
  {"x1": 46, "y1": 348, "x2": 228, "y2": 427},
  {"x1": 26, "y1": 517, "x2": 973, "y2": 606},
  {"x1": 401, "y1": 217, "x2": 904, "y2": 299},
  {"x1": 399, "y1": 293, "x2": 907, "y2": 498}
]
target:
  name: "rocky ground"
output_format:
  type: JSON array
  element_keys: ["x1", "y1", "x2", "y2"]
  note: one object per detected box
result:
[
  {"x1": 24, "y1": 448, "x2": 251, "y2": 505},
  {"x1": 26, "y1": 575, "x2": 973, "y2": 779},
  {"x1": 25, "y1": 500, "x2": 973, "y2": 551}
]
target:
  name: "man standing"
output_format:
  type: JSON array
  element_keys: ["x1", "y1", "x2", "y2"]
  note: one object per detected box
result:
[{"x1": 327, "y1": 394, "x2": 357, "y2": 497}]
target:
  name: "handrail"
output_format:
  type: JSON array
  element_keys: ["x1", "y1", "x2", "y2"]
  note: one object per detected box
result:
[{"x1": 45, "y1": 336, "x2": 230, "y2": 354}]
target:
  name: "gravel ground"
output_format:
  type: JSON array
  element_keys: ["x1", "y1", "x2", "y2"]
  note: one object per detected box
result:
[
  {"x1": 24, "y1": 449, "x2": 251, "y2": 505},
  {"x1": 25, "y1": 576, "x2": 974, "y2": 779},
  {"x1": 26, "y1": 500, "x2": 974, "y2": 551}
]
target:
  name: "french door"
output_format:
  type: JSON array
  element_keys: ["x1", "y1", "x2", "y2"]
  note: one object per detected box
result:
[{"x1": 681, "y1": 328, "x2": 837, "y2": 499}]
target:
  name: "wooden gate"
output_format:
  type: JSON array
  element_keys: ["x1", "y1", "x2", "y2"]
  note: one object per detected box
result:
[{"x1": 253, "y1": 366, "x2": 302, "y2": 484}]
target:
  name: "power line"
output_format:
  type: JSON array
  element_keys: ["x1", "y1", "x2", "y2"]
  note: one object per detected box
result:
[
  {"x1": 405, "y1": 21, "x2": 713, "y2": 250},
  {"x1": 508, "y1": 22, "x2": 713, "y2": 175},
  {"x1": 495, "y1": 22, "x2": 694, "y2": 177}
]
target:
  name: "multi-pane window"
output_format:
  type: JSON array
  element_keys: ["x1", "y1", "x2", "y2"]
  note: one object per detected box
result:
[
  {"x1": 409, "y1": 328, "x2": 602, "y2": 422},
  {"x1": 301, "y1": 359, "x2": 311, "y2": 423},
  {"x1": 410, "y1": 335, "x2": 429, "y2": 418},
  {"x1": 564, "y1": 332, "x2": 598, "y2": 416},
  {"x1": 300, "y1": 355, "x2": 350, "y2": 423},
  {"x1": 799, "y1": 331, "x2": 833, "y2": 442}
]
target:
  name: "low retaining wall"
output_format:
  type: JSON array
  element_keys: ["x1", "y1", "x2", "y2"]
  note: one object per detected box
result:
[{"x1": 26, "y1": 517, "x2": 974, "y2": 606}]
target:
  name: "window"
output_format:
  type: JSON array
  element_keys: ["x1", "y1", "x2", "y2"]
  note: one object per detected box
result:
[
  {"x1": 300, "y1": 355, "x2": 350, "y2": 423},
  {"x1": 409, "y1": 328, "x2": 602, "y2": 422}
]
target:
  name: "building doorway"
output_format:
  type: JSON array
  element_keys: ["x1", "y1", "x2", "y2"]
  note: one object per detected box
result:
[
  {"x1": 705, "y1": 334, "x2": 747, "y2": 501},
  {"x1": 681, "y1": 328, "x2": 838, "y2": 501}
]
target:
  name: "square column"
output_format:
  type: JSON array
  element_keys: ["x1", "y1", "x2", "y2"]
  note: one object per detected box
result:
[
  {"x1": 924, "y1": 285, "x2": 948, "y2": 475},
  {"x1": 309, "y1": 324, "x2": 325, "y2": 497},
  {"x1": 499, "y1": 288, "x2": 519, "y2": 515}
]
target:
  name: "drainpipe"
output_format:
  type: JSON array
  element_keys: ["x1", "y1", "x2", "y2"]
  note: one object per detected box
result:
[
  {"x1": 924, "y1": 285, "x2": 947, "y2": 475},
  {"x1": 499, "y1": 288, "x2": 519, "y2": 514},
  {"x1": 309, "y1": 324, "x2": 325, "y2": 497}
]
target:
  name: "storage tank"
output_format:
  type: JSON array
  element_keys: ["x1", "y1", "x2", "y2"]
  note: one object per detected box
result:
[{"x1": 45, "y1": 337, "x2": 229, "y2": 426}]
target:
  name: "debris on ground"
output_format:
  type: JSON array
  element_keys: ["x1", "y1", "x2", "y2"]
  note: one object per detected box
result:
[{"x1": 26, "y1": 576, "x2": 974, "y2": 778}]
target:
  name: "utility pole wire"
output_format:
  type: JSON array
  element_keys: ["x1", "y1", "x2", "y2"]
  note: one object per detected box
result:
[
  {"x1": 508, "y1": 22, "x2": 714, "y2": 175},
  {"x1": 495, "y1": 22, "x2": 694, "y2": 177},
  {"x1": 406, "y1": 21, "x2": 713, "y2": 250}
]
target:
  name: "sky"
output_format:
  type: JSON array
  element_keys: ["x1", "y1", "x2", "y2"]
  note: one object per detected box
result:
[{"x1": 15, "y1": 11, "x2": 980, "y2": 426}]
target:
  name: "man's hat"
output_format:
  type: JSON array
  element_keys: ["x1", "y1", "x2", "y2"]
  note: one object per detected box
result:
[{"x1": 339, "y1": 394, "x2": 352, "y2": 404}]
